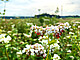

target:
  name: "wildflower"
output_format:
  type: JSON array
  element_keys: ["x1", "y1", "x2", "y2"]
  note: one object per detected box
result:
[
  {"x1": 53, "y1": 43, "x2": 60, "y2": 49},
  {"x1": 69, "y1": 32, "x2": 74, "y2": 35},
  {"x1": 38, "y1": 36, "x2": 43, "y2": 41},
  {"x1": 70, "y1": 29, "x2": 73, "y2": 31},
  {"x1": 35, "y1": 50, "x2": 38, "y2": 53},
  {"x1": 7, "y1": 35, "x2": 11, "y2": 41},
  {"x1": 22, "y1": 43, "x2": 46, "y2": 58},
  {"x1": 23, "y1": 33, "x2": 31, "y2": 38},
  {"x1": 7, "y1": 31, "x2": 12, "y2": 33},
  {"x1": 37, "y1": 32, "x2": 41, "y2": 35},
  {"x1": 17, "y1": 50, "x2": 22, "y2": 55},
  {"x1": 64, "y1": 22, "x2": 71, "y2": 29},
  {"x1": 53, "y1": 54, "x2": 60, "y2": 60},
  {"x1": 31, "y1": 52, "x2": 34, "y2": 56},
  {"x1": 67, "y1": 50, "x2": 71, "y2": 53},
  {"x1": 69, "y1": 56, "x2": 74, "y2": 59},
  {"x1": 41, "y1": 40, "x2": 48, "y2": 45},
  {"x1": 78, "y1": 26, "x2": 80, "y2": 28},
  {"x1": 12, "y1": 47, "x2": 17, "y2": 50},
  {"x1": 56, "y1": 33, "x2": 60, "y2": 39},
  {"x1": 0, "y1": 34, "x2": 11, "y2": 43},
  {"x1": 20, "y1": 41, "x2": 24, "y2": 44},
  {"x1": 35, "y1": 32, "x2": 36, "y2": 34},
  {"x1": 11, "y1": 24, "x2": 15, "y2": 28},
  {"x1": 43, "y1": 53, "x2": 47, "y2": 59},
  {"x1": 4, "y1": 35, "x2": 11, "y2": 43},
  {"x1": 40, "y1": 51, "x2": 43, "y2": 54},
  {"x1": 67, "y1": 44, "x2": 72, "y2": 47},
  {"x1": 66, "y1": 36, "x2": 70, "y2": 38}
]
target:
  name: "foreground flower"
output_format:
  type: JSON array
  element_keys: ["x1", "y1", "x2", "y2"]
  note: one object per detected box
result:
[
  {"x1": 67, "y1": 50, "x2": 71, "y2": 53},
  {"x1": 4, "y1": 35, "x2": 11, "y2": 43},
  {"x1": 17, "y1": 50, "x2": 22, "y2": 57},
  {"x1": 69, "y1": 56, "x2": 74, "y2": 59},
  {"x1": 0, "y1": 34, "x2": 6, "y2": 42},
  {"x1": 30, "y1": 22, "x2": 71, "y2": 39},
  {"x1": 11, "y1": 24, "x2": 15, "y2": 28},
  {"x1": 53, "y1": 43, "x2": 60, "y2": 49},
  {"x1": 0, "y1": 34, "x2": 11, "y2": 43},
  {"x1": 53, "y1": 54, "x2": 60, "y2": 60},
  {"x1": 17, "y1": 50, "x2": 22, "y2": 55},
  {"x1": 22, "y1": 43, "x2": 47, "y2": 58}
]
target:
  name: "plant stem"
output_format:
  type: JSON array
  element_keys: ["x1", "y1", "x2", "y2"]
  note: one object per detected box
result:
[
  {"x1": 46, "y1": 35, "x2": 50, "y2": 60},
  {"x1": 77, "y1": 28, "x2": 79, "y2": 38},
  {"x1": 6, "y1": 48, "x2": 9, "y2": 60}
]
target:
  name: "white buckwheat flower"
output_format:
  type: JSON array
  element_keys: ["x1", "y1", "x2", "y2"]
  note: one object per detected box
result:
[{"x1": 53, "y1": 54, "x2": 60, "y2": 60}]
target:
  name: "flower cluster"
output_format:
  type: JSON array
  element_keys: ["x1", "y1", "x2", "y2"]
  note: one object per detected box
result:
[
  {"x1": 38, "y1": 36, "x2": 60, "y2": 54},
  {"x1": 43, "y1": 43, "x2": 60, "y2": 54},
  {"x1": 0, "y1": 34, "x2": 11, "y2": 43},
  {"x1": 50, "y1": 43, "x2": 60, "y2": 50},
  {"x1": 30, "y1": 22, "x2": 71, "y2": 38},
  {"x1": 22, "y1": 43, "x2": 46, "y2": 58},
  {"x1": 53, "y1": 54, "x2": 60, "y2": 60}
]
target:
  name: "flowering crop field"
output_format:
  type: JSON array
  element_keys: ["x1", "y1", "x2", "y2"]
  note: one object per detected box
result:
[{"x1": 0, "y1": 18, "x2": 80, "y2": 60}]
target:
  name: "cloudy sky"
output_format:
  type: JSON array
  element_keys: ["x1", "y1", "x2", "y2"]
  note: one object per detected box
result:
[{"x1": 0, "y1": 0, "x2": 80, "y2": 16}]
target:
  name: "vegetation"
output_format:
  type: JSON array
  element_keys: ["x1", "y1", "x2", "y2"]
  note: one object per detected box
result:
[{"x1": 0, "y1": 17, "x2": 80, "y2": 60}]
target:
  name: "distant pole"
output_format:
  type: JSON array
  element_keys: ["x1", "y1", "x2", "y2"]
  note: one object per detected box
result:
[
  {"x1": 61, "y1": 5, "x2": 63, "y2": 16},
  {"x1": 4, "y1": 1, "x2": 6, "y2": 20}
]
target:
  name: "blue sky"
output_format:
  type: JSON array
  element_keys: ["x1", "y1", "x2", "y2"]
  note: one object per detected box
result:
[{"x1": 0, "y1": 0, "x2": 80, "y2": 16}]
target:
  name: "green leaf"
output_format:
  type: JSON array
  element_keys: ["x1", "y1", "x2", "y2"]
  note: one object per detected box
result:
[
  {"x1": 0, "y1": 12, "x2": 1, "y2": 14},
  {"x1": 4, "y1": 9, "x2": 6, "y2": 12},
  {"x1": 3, "y1": 13, "x2": 5, "y2": 15},
  {"x1": 49, "y1": 39, "x2": 56, "y2": 45}
]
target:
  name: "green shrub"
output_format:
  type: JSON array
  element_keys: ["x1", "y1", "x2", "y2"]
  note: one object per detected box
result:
[
  {"x1": 16, "y1": 21, "x2": 27, "y2": 33},
  {"x1": 39, "y1": 18, "x2": 44, "y2": 26}
]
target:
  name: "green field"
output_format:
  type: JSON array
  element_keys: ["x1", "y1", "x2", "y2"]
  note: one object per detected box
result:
[{"x1": 0, "y1": 17, "x2": 80, "y2": 60}]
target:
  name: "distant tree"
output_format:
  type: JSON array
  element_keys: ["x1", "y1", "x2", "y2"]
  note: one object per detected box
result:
[
  {"x1": 39, "y1": 18, "x2": 44, "y2": 26},
  {"x1": 38, "y1": 9, "x2": 41, "y2": 15},
  {"x1": 55, "y1": 7, "x2": 59, "y2": 15}
]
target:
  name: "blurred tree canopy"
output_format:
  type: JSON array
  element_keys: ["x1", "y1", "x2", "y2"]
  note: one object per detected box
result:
[{"x1": 55, "y1": 7, "x2": 59, "y2": 14}]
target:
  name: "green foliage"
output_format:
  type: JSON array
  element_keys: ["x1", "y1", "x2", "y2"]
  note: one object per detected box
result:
[
  {"x1": 0, "y1": 12, "x2": 1, "y2": 14},
  {"x1": 39, "y1": 18, "x2": 44, "y2": 25},
  {"x1": 4, "y1": 9, "x2": 6, "y2": 12},
  {"x1": 31, "y1": 31, "x2": 37, "y2": 39},
  {"x1": 3, "y1": 13, "x2": 5, "y2": 15},
  {"x1": 38, "y1": 9, "x2": 41, "y2": 11},
  {"x1": 16, "y1": 21, "x2": 27, "y2": 33},
  {"x1": 0, "y1": 17, "x2": 80, "y2": 60},
  {"x1": 39, "y1": 18, "x2": 44, "y2": 23},
  {"x1": 55, "y1": 7, "x2": 59, "y2": 14},
  {"x1": 44, "y1": 17, "x2": 59, "y2": 25}
]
